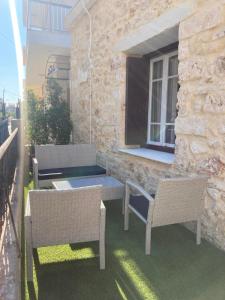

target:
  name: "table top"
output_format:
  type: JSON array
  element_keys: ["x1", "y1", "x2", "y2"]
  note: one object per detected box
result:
[{"x1": 52, "y1": 176, "x2": 124, "y2": 190}]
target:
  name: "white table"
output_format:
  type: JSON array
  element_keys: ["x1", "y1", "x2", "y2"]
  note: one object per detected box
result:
[{"x1": 52, "y1": 176, "x2": 125, "y2": 206}]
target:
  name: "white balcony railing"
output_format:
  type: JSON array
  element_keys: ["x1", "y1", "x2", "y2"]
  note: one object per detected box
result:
[{"x1": 28, "y1": 0, "x2": 72, "y2": 32}]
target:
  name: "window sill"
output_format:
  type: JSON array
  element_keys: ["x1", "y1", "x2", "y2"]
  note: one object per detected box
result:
[{"x1": 118, "y1": 147, "x2": 175, "y2": 165}]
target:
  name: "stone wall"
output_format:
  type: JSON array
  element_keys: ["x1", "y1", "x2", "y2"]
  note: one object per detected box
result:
[
  {"x1": 176, "y1": 0, "x2": 225, "y2": 249},
  {"x1": 69, "y1": 0, "x2": 225, "y2": 250}
]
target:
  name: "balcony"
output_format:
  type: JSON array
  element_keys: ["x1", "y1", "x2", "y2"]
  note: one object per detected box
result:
[
  {"x1": 28, "y1": 0, "x2": 71, "y2": 32},
  {"x1": 26, "y1": 1, "x2": 73, "y2": 45},
  {"x1": 26, "y1": 0, "x2": 72, "y2": 36},
  {"x1": 21, "y1": 144, "x2": 225, "y2": 299},
  {"x1": 25, "y1": 0, "x2": 73, "y2": 48},
  {"x1": 23, "y1": 185, "x2": 225, "y2": 299},
  {"x1": 25, "y1": 0, "x2": 73, "y2": 96}
]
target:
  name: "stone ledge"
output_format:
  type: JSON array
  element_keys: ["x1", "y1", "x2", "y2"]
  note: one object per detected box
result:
[{"x1": 118, "y1": 148, "x2": 175, "y2": 165}]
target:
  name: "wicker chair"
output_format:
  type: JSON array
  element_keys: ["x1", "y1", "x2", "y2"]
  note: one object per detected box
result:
[
  {"x1": 124, "y1": 176, "x2": 208, "y2": 255},
  {"x1": 33, "y1": 144, "x2": 106, "y2": 188},
  {"x1": 25, "y1": 186, "x2": 106, "y2": 282}
]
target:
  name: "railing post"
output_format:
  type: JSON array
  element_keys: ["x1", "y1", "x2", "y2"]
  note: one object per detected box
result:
[
  {"x1": 0, "y1": 129, "x2": 20, "y2": 256},
  {"x1": 0, "y1": 119, "x2": 9, "y2": 146}
]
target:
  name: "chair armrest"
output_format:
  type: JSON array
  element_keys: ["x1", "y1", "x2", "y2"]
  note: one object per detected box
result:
[
  {"x1": 32, "y1": 158, "x2": 38, "y2": 171},
  {"x1": 100, "y1": 201, "x2": 106, "y2": 216},
  {"x1": 32, "y1": 157, "x2": 38, "y2": 166},
  {"x1": 32, "y1": 158, "x2": 39, "y2": 189},
  {"x1": 126, "y1": 180, "x2": 155, "y2": 225},
  {"x1": 25, "y1": 194, "x2": 31, "y2": 218},
  {"x1": 100, "y1": 201, "x2": 106, "y2": 242},
  {"x1": 24, "y1": 194, "x2": 33, "y2": 260},
  {"x1": 97, "y1": 158, "x2": 109, "y2": 175},
  {"x1": 126, "y1": 180, "x2": 155, "y2": 203}
]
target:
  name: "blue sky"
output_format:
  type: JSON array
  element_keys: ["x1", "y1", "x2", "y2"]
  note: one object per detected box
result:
[{"x1": 0, "y1": 0, "x2": 25, "y2": 103}]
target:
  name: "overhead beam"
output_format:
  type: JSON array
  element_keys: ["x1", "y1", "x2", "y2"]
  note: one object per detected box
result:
[{"x1": 114, "y1": 1, "x2": 194, "y2": 55}]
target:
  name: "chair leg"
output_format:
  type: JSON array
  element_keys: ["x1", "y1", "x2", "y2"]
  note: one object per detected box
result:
[
  {"x1": 26, "y1": 239, "x2": 33, "y2": 281},
  {"x1": 25, "y1": 217, "x2": 33, "y2": 281},
  {"x1": 99, "y1": 236, "x2": 105, "y2": 270},
  {"x1": 145, "y1": 222, "x2": 152, "y2": 255},
  {"x1": 124, "y1": 184, "x2": 130, "y2": 230},
  {"x1": 99, "y1": 210, "x2": 105, "y2": 270},
  {"x1": 196, "y1": 218, "x2": 201, "y2": 245},
  {"x1": 124, "y1": 206, "x2": 130, "y2": 231},
  {"x1": 122, "y1": 197, "x2": 125, "y2": 215}
]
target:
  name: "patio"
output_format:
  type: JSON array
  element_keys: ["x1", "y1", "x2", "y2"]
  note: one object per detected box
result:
[{"x1": 23, "y1": 182, "x2": 225, "y2": 300}]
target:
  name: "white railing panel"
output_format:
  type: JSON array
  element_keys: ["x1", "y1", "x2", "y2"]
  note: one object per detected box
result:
[{"x1": 29, "y1": 1, "x2": 71, "y2": 32}]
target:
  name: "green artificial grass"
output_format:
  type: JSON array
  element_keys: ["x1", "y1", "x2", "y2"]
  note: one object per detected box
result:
[{"x1": 23, "y1": 183, "x2": 225, "y2": 300}]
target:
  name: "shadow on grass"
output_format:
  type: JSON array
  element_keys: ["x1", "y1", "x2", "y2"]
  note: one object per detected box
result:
[
  {"x1": 27, "y1": 282, "x2": 37, "y2": 300},
  {"x1": 69, "y1": 242, "x2": 99, "y2": 256},
  {"x1": 28, "y1": 252, "x2": 133, "y2": 300},
  {"x1": 25, "y1": 200, "x2": 225, "y2": 300}
]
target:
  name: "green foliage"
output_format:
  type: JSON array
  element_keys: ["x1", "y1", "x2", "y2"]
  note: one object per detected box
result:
[
  {"x1": 46, "y1": 80, "x2": 72, "y2": 144},
  {"x1": 27, "y1": 80, "x2": 72, "y2": 145},
  {"x1": 24, "y1": 187, "x2": 225, "y2": 300},
  {"x1": 27, "y1": 91, "x2": 49, "y2": 145}
]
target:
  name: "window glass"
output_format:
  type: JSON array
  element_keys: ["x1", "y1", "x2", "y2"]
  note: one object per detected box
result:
[
  {"x1": 148, "y1": 51, "x2": 178, "y2": 147},
  {"x1": 151, "y1": 81, "x2": 162, "y2": 123},
  {"x1": 166, "y1": 77, "x2": 178, "y2": 123},
  {"x1": 153, "y1": 60, "x2": 163, "y2": 79},
  {"x1": 165, "y1": 125, "x2": 175, "y2": 144},
  {"x1": 168, "y1": 55, "x2": 178, "y2": 76},
  {"x1": 150, "y1": 125, "x2": 160, "y2": 142}
]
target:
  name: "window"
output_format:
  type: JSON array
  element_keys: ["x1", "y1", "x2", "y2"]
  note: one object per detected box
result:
[
  {"x1": 125, "y1": 44, "x2": 179, "y2": 153},
  {"x1": 147, "y1": 51, "x2": 178, "y2": 148}
]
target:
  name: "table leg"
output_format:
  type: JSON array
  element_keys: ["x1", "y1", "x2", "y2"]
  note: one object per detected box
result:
[{"x1": 122, "y1": 196, "x2": 125, "y2": 215}]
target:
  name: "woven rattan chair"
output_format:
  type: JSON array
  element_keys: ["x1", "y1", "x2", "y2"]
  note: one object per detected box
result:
[
  {"x1": 33, "y1": 144, "x2": 106, "y2": 188},
  {"x1": 25, "y1": 186, "x2": 106, "y2": 282},
  {"x1": 124, "y1": 176, "x2": 208, "y2": 255}
]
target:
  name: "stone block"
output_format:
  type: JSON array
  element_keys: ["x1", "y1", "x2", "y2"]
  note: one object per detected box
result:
[
  {"x1": 218, "y1": 123, "x2": 225, "y2": 134},
  {"x1": 203, "y1": 93, "x2": 225, "y2": 113},
  {"x1": 175, "y1": 117, "x2": 207, "y2": 136},
  {"x1": 214, "y1": 56, "x2": 225, "y2": 76},
  {"x1": 190, "y1": 141, "x2": 208, "y2": 154},
  {"x1": 208, "y1": 138, "x2": 221, "y2": 149},
  {"x1": 178, "y1": 40, "x2": 190, "y2": 60},
  {"x1": 179, "y1": 58, "x2": 207, "y2": 82},
  {"x1": 213, "y1": 26, "x2": 225, "y2": 40},
  {"x1": 198, "y1": 157, "x2": 225, "y2": 176},
  {"x1": 192, "y1": 98, "x2": 203, "y2": 113},
  {"x1": 180, "y1": 4, "x2": 225, "y2": 39}
]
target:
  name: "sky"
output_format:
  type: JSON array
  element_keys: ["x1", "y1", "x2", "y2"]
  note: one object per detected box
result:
[{"x1": 0, "y1": 0, "x2": 25, "y2": 103}]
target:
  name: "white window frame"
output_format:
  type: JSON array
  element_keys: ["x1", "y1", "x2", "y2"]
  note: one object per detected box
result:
[{"x1": 147, "y1": 50, "x2": 178, "y2": 148}]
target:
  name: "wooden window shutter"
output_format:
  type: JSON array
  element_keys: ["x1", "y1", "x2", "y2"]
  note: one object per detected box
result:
[{"x1": 125, "y1": 56, "x2": 150, "y2": 145}]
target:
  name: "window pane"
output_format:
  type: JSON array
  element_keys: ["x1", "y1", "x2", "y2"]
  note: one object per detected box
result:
[
  {"x1": 165, "y1": 125, "x2": 175, "y2": 144},
  {"x1": 150, "y1": 124, "x2": 160, "y2": 142},
  {"x1": 168, "y1": 55, "x2": 178, "y2": 76},
  {"x1": 151, "y1": 81, "x2": 162, "y2": 122},
  {"x1": 153, "y1": 60, "x2": 163, "y2": 79},
  {"x1": 166, "y1": 77, "x2": 178, "y2": 123}
]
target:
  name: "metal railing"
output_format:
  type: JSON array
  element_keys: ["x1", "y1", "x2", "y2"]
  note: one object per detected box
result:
[
  {"x1": 0, "y1": 129, "x2": 18, "y2": 242},
  {"x1": 0, "y1": 119, "x2": 9, "y2": 146},
  {"x1": 28, "y1": 0, "x2": 72, "y2": 32}
]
